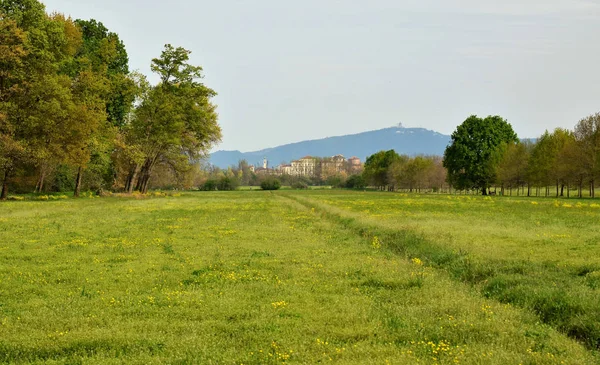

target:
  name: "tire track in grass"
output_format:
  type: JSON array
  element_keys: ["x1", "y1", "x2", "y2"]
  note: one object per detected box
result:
[{"x1": 280, "y1": 192, "x2": 600, "y2": 355}]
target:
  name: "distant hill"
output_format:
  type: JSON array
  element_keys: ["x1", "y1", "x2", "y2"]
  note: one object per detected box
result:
[{"x1": 209, "y1": 127, "x2": 451, "y2": 168}]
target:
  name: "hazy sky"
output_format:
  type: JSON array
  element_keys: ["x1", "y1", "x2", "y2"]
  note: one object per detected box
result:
[{"x1": 43, "y1": 0, "x2": 600, "y2": 152}]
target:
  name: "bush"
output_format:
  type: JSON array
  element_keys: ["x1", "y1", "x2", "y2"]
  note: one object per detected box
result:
[
  {"x1": 291, "y1": 181, "x2": 308, "y2": 190},
  {"x1": 200, "y1": 179, "x2": 218, "y2": 191},
  {"x1": 326, "y1": 175, "x2": 345, "y2": 188},
  {"x1": 217, "y1": 176, "x2": 239, "y2": 191},
  {"x1": 50, "y1": 165, "x2": 75, "y2": 192},
  {"x1": 260, "y1": 178, "x2": 281, "y2": 191},
  {"x1": 345, "y1": 174, "x2": 367, "y2": 189}
]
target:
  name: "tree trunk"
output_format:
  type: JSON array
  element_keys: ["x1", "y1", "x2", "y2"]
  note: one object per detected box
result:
[
  {"x1": 578, "y1": 179, "x2": 583, "y2": 198},
  {"x1": 1, "y1": 170, "x2": 9, "y2": 200},
  {"x1": 481, "y1": 186, "x2": 487, "y2": 196},
  {"x1": 567, "y1": 182, "x2": 570, "y2": 198},
  {"x1": 560, "y1": 184, "x2": 564, "y2": 197},
  {"x1": 556, "y1": 180, "x2": 559, "y2": 198},
  {"x1": 39, "y1": 171, "x2": 45, "y2": 193},
  {"x1": 527, "y1": 184, "x2": 531, "y2": 197},
  {"x1": 141, "y1": 174, "x2": 151, "y2": 194},
  {"x1": 74, "y1": 166, "x2": 83, "y2": 197},
  {"x1": 35, "y1": 168, "x2": 47, "y2": 194},
  {"x1": 125, "y1": 165, "x2": 139, "y2": 193}
]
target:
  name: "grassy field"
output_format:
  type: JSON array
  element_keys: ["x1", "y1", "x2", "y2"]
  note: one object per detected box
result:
[
  {"x1": 291, "y1": 191, "x2": 600, "y2": 352},
  {"x1": 0, "y1": 191, "x2": 597, "y2": 364}
]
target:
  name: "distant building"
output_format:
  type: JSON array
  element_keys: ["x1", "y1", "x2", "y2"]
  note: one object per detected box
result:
[
  {"x1": 255, "y1": 155, "x2": 363, "y2": 178},
  {"x1": 291, "y1": 156, "x2": 317, "y2": 176},
  {"x1": 348, "y1": 156, "x2": 362, "y2": 172},
  {"x1": 255, "y1": 157, "x2": 276, "y2": 175},
  {"x1": 321, "y1": 154, "x2": 347, "y2": 176},
  {"x1": 276, "y1": 164, "x2": 293, "y2": 175}
]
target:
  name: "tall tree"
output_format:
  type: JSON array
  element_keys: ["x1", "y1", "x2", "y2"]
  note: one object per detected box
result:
[
  {"x1": 128, "y1": 44, "x2": 221, "y2": 193},
  {"x1": 0, "y1": 15, "x2": 28, "y2": 198},
  {"x1": 0, "y1": 2, "x2": 89, "y2": 198},
  {"x1": 496, "y1": 141, "x2": 530, "y2": 196},
  {"x1": 363, "y1": 150, "x2": 400, "y2": 190},
  {"x1": 527, "y1": 132, "x2": 555, "y2": 195},
  {"x1": 443, "y1": 115, "x2": 518, "y2": 195},
  {"x1": 74, "y1": 19, "x2": 134, "y2": 128},
  {"x1": 574, "y1": 113, "x2": 600, "y2": 198}
]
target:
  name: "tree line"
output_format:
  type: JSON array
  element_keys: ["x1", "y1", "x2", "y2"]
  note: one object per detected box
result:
[
  {"x1": 362, "y1": 113, "x2": 600, "y2": 198},
  {"x1": 496, "y1": 113, "x2": 600, "y2": 198},
  {"x1": 0, "y1": 0, "x2": 221, "y2": 199},
  {"x1": 362, "y1": 151, "x2": 447, "y2": 192}
]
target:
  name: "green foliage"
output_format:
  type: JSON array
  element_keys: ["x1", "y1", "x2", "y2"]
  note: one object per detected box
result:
[
  {"x1": 49, "y1": 164, "x2": 75, "y2": 192},
  {"x1": 363, "y1": 150, "x2": 400, "y2": 188},
  {"x1": 389, "y1": 155, "x2": 446, "y2": 192},
  {"x1": 325, "y1": 174, "x2": 345, "y2": 188},
  {"x1": 291, "y1": 181, "x2": 308, "y2": 190},
  {"x1": 216, "y1": 176, "x2": 239, "y2": 191},
  {"x1": 200, "y1": 179, "x2": 217, "y2": 191},
  {"x1": 443, "y1": 115, "x2": 518, "y2": 194},
  {"x1": 344, "y1": 174, "x2": 367, "y2": 189},
  {"x1": 1, "y1": 2, "x2": 223, "y2": 198},
  {"x1": 260, "y1": 178, "x2": 281, "y2": 190},
  {"x1": 128, "y1": 44, "x2": 221, "y2": 193},
  {"x1": 0, "y1": 0, "x2": 46, "y2": 30},
  {"x1": 574, "y1": 113, "x2": 600, "y2": 187},
  {"x1": 496, "y1": 141, "x2": 531, "y2": 189},
  {"x1": 74, "y1": 18, "x2": 134, "y2": 128}
]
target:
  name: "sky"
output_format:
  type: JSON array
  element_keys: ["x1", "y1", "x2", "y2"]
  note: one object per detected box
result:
[{"x1": 42, "y1": 0, "x2": 600, "y2": 152}]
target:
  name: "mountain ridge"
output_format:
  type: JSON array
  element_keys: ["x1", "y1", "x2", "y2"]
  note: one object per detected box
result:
[{"x1": 209, "y1": 126, "x2": 451, "y2": 168}]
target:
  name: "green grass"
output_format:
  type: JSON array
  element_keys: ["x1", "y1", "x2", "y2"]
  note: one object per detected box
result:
[
  {"x1": 0, "y1": 192, "x2": 596, "y2": 364},
  {"x1": 289, "y1": 190, "x2": 600, "y2": 351}
]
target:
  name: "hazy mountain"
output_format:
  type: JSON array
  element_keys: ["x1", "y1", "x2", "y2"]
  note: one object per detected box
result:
[{"x1": 209, "y1": 127, "x2": 451, "y2": 168}]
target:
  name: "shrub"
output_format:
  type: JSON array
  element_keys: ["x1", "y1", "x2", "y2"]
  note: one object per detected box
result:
[
  {"x1": 217, "y1": 176, "x2": 239, "y2": 191},
  {"x1": 201, "y1": 179, "x2": 218, "y2": 191},
  {"x1": 345, "y1": 174, "x2": 367, "y2": 189},
  {"x1": 326, "y1": 175, "x2": 345, "y2": 188},
  {"x1": 260, "y1": 178, "x2": 281, "y2": 191},
  {"x1": 291, "y1": 181, "x2": 308, "y2": 190}
]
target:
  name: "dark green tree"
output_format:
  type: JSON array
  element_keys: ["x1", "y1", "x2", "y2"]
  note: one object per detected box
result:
[
  {"x1": 74, "y1": 19, "x2": 134, "y2": 128},
  {"x1": 443, "y1": 115, "x2": 518, "y2": 195},
  {"x1": 260, "y1": 177, "x2": 281, "y2": 191},
  {"x1": 362, "y1": 150, "x2": 400, "y2": 189}
]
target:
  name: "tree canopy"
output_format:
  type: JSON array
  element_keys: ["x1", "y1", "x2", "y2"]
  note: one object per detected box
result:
[
  {"x1": 0, "y1": 0, "x2": 221, "y2": 198},
  {"x1": 443, "y1": 115, "x2": 518, "y2": 195},
  {"x1": 362, "y1": 149, "x2": 400, "y2": 189}
]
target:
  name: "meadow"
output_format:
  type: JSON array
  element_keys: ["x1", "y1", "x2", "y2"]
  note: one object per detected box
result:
[{"x1": 0, "y1": 191, "x2": 598, "y2": 364}]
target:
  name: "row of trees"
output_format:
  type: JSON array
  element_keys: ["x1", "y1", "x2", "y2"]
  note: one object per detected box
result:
[
  {"x1": 362, "y1": 151, "x2": 447, "y2": 192},
  {"x1": 496, "y1": 114, "x2": 600, "y2": 198},
  {"x1": 0, "y1": 0, "x2": 221, "y2": 199},
  {"x1": 361, "y1": 112, "x2": 600, "y2": 198}
]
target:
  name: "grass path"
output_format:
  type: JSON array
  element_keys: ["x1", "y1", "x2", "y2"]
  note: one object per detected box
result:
[{"x1": 286, "y1": 190, "x2": 600, "y2": 354}]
